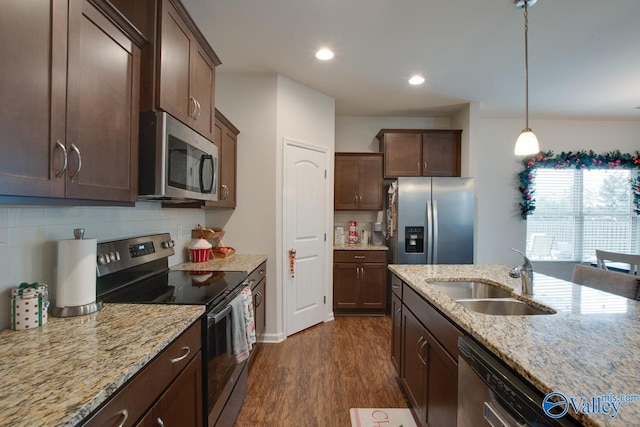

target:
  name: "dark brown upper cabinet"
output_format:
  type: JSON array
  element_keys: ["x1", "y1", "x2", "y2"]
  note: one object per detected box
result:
[
  {"x1": 158, "y1": 0, "x2": 219, "y2": 141},
  {"x1": 334, "y1": 153, "x2": 383, "y2": 210},
  {"x1": 0, "y1": 0, "x2": 143, "y2": 204},
  {"x1": 377, "y1": 129, "x2": 462, "y2": 178},
  {"x1": 201, "y1": 110, "x2": 239, "y2": 209}
]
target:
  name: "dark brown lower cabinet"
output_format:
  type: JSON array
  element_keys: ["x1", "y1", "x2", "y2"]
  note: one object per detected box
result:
[
  {"x1": 391, "y1": 291, "x2": 402, "y2": 373},
  {"x1": 137, "y1": 352, "x2": 202, "y2": 427},
  {"x1": 396, "y1": 276, "x2": 460, "y2": 427},
  {"x1": 333, "y1": 250, "x2": 387, "y2": 314}
]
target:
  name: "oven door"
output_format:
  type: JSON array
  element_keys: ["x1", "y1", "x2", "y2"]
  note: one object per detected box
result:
[{"x1": 206, "y1": 304, "x2": 247, "y2": 427}]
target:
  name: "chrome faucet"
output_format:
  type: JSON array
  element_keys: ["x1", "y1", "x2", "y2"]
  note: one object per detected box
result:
[{"x1": 509, "y1": 248, "x2": 534, "y2": 295}]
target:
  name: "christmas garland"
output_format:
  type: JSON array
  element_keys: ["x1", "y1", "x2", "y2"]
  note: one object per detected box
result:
[{"x1": 518, "y1": 150, "x2": 640, "y2": 219}]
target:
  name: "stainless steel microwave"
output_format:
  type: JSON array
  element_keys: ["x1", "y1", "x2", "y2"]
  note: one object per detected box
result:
[{"x1": 138, "y1": 111, "x2": 218, "y2": 202}]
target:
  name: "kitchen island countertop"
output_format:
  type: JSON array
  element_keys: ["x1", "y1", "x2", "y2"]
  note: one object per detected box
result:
[
  {"x1": 0, "y1": 304, "x2": 204, "y2": 427},
  {"x1": 172, "y1": 253, "x2": 267, "y2": 273},
  {"x1": 389, "y1": 264, "x2": 640, "y2": 427}
]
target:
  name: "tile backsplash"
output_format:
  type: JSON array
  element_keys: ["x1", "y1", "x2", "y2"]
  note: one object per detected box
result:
[{"x1": 0, "y1": 202, "x2": 206, "y2": 330}]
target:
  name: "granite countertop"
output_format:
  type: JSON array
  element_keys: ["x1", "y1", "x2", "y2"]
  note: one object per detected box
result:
[
  {"x1": 172, "y1": 254, "x2": 267, "y2": 273},
  {"x1": 0, "y1": 304, "x2": 204, "y2": 427},
  {"x1": 389, "y1": 264, "x2": 640, "y2": 427},
  {"x1": 334, "y1": 243, "x2": 388, "y2": 251}
]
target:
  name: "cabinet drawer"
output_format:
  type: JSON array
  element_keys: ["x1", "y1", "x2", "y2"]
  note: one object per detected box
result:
[
  {"x1": 247, "y1": 261, "x2": 266, "y2": 289},
  {"x1": 402, "y1": 283, "x2": 462, "y2": 360},
  {"x1": 83, "y1": 319, "x2": 202, "y2": 427},
  {"x1": 334, "y1": 250, "x2": 386, "y2": 263}
]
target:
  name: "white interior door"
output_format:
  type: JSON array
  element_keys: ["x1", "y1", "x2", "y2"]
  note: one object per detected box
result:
[{"x1": 284, "y1": 140, "x2": 327, "y2": 336}]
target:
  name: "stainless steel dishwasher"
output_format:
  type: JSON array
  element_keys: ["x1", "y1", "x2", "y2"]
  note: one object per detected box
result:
[{"x1": 457, "y1": 336, "x2": 580, "y2": 427}]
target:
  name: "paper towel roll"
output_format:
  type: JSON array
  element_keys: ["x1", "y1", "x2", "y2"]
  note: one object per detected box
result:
[{"x1": 56, "y1": 238, "x2": 97, "y2": 307}]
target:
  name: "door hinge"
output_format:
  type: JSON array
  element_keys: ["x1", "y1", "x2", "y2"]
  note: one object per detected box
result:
[
  {"x1": 324, "y1": 296, "x2": 326, "y2": 304},
  {"x1": 324, "y1": 169, "x2": 327, "y2": 178},
  {"x1": 324, "y1": 233, "x2": 327, "y2": 241}
]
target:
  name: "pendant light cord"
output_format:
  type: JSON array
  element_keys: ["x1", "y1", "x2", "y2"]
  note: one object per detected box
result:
[{"x1": 524, "y1": 2, "x2": 530, "y2": 130}]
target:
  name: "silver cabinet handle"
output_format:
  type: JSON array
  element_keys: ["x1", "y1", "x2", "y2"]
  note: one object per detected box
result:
[
  {"x1": 255, "y1": 291, "x2": 263, "y2": 308},
  {"x1": 417, "y1": 337, "x2": 429, "y2": 366},
  {"x1": 169, "y1": 346, "x2": 190, "y2": 363},
  {"x1": 417, "y1": 161, "x2": 421, "y2": 171},
  {"x1": 196, "y1": 99, "x2": 202, "y2": 120},
  {"x1": 354, "y1": 255, "x2": 366, "y2": 259},
  {"x1": 69, "y1": 143, "x2": 82, "y2": 181},
  {"x1": 423, "y1": 161, "x2": 427, "y2": 172},
  {"x1": 189, "y1": 96, "x2": 197, "y2": 118},
  {"x1": 394, "y1": 308, "x2": 401, "y2": 324},
  {"x1": 54, "y1": 140, "x2": 67, "y2": 180},
  {"x1": 114, "y1": 409, "x2": 128, "y2": 427},
  {"x1": 221, "y1": 184, "x2": 228, "y2": 200},
  {"x1": 354, "y1": 194, "x2": 358, "y2": 204},
  {"x1": 156, "y1": 417, "x2": 165, "y2": 427},
  {"x1": 392, "y1": 283, "x2": 400, "y2": 289}
]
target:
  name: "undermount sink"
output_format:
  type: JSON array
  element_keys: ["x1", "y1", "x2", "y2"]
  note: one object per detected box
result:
[
  {"x1": 428, "y1": 281, "x2": 513, "y2": 300},
  {"x1": 455, "y1": 298, "x2": 555, "y2": 316}
]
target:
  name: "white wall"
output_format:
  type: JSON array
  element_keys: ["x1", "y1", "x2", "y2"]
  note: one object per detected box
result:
[
  {"x1": 475, "y1": 118, "x2": 640, "y2": 269},
  {"x1": 210, "y1": 73, "x2": 335, "y2": 341},
  {"x1": 0, "y1": 203, "x2": 205, "y2": 330}
]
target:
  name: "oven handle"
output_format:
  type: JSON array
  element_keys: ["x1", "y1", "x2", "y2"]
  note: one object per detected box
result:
[{"x1": 208, "y1": 304, "x2": 232, "y2": 327}]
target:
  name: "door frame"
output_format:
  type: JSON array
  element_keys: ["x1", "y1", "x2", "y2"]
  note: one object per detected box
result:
[{"x1": 282, "y1": 137, "x2": 333, "y2": 337}]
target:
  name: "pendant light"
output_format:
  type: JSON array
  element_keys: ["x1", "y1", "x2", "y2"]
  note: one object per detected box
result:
[{"x1": 514, "y1": 0, "x2": 540, "y2": 156}]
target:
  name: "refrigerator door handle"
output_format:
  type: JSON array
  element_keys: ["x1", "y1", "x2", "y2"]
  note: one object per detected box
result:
[
  {"x1": 426, "y1": 200, "x2": 434, "y2": 264},
  {"x1": 432, "y1": 200, "x2": 439, "y2": 263}
]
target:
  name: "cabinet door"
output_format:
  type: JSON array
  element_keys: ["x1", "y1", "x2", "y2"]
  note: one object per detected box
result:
[
  {"x1": 65, "y1": 0, "x2": 140, "y2": 201},
  {"x1": 219, "y1": 125, "x2": 237, "y2": 206},
  {"x1": 159, "y1": 0, "x2": 193, "y2": 125},
  {"x1": 357, "y1": 155, "x2": 383, "y2": 210},
  {"x1": 360, "y1": 263, "x2": 386, "y2": 310},
  {"x1": 0, "y1": 0, "x2": 66, "y2": 198},
  {"x1": 333, "y1": 263, "x2": 359, "y2": 310},
  {"x1": 334, "y1": 155, "x2": 359, "y2": 210},
  {"x1": 391, "y1": 292, "x2": 402, "y2": 374},
  {"x1": 138, "y1": 352, "x2": 203, "y2": 427},
  {"x1": 401, "y1": 308, "x2": 428, "y2": 426},
  {"x1": 425, "y1": 334, "x2": 458, "y2": 427},
  {"x1": 191, "y1": 44, "x2": 215, "y2": 140},
  {"x1": 382, "y1": 133, "x2": 422, "y2": 178},
  {"x1": 422, "y1": 131, "x2": 461, "y2": 177}
]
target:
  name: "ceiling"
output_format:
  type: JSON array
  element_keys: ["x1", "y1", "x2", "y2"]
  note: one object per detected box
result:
[{"x1": 182, "y1": 0, "x2": 640, "y2": 120}]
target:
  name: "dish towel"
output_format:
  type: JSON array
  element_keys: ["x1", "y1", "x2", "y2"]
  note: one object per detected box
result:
[{"x1": 230, "y1": 286, "x2": 256, "y2": 363}]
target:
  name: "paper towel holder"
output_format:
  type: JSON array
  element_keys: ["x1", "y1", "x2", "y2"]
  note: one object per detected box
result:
[{"x1": 50, "y1": 228, "x2": 103, "y2": 318}]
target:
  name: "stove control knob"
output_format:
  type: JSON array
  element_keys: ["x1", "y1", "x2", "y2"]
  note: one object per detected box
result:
[
  {"x1": 162, "y1": 241, "x2": 169, "y2": 249},
  {"x1": 115, "y1": 251, "x2": 121, "y2": 261},
  {"x1": 109, "y1": 252, "x2": 117, "y2": 262},
  {"x1": 97, "y1": 254, "x2": 107, "y2": 265}
]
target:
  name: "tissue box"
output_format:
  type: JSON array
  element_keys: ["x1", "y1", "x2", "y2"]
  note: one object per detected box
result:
[{"x1": 11, "y1": 283, "x2": 49, "y2": 330}]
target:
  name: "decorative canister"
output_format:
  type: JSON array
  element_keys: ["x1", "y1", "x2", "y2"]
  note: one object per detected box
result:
[
  {"x1": 348, "y1": 220, "x2": 358, "y2": 244},
  {"x1": 189, "y1": 237, "x2": 213, "y2": 263},
  {"x1": 10, "y1": 282, "x2": 50, "y2": 331}
]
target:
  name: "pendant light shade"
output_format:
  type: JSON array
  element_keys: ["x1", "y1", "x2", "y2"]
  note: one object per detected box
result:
[
  {"x1": 515, "y1": 129, "x2": 539, "y2": 155},
  {"x1": 514, "y1": 0, "x2": 540, "y2": 156}
]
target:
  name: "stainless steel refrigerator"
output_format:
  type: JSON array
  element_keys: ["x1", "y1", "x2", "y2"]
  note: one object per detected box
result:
[{"x1": 387, "y1": 177, "x2": 475, "y2": 264}]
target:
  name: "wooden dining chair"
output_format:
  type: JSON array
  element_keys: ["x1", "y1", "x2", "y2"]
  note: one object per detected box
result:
[
  {"x1": 572, "y1": 264, "x2": 640, "y2": 300},
  {"x1": 595, "y1": 249, "x2": 640, "y2": 275}
]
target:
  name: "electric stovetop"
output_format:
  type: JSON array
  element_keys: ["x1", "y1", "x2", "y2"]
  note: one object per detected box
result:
[{"x1": 100, "y1": 269, "x2": 248, "y2": 309}]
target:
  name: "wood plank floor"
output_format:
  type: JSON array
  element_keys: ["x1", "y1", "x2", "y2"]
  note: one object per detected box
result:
[{"x1": 234, "y1": 316, "x2": 408, "y2": 427}]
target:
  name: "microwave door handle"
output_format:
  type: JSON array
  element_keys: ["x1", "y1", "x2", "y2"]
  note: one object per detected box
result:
[{"x1": 199, "y1": 154, "x2": 214, "y2": 193}]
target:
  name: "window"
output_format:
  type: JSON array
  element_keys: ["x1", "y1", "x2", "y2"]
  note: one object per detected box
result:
[{"x1": 526, "y1": 169, "x2": 640, "y2": 262}]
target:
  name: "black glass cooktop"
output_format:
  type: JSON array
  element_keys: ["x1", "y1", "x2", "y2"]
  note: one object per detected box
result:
[{"x1": 100, "y1": 270, "x2": 248, "y2": 309}]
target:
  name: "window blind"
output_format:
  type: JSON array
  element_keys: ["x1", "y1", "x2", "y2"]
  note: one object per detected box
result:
[{"x1": 526, "y1": 169, "x2": 639, "y2": 262}]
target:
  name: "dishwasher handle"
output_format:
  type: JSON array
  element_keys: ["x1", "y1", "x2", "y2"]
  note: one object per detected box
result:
[{"x1": 484, "y1": 401, "x2": 526, "y2": 427}]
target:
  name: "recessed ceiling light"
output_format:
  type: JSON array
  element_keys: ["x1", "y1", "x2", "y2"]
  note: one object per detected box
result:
[
  {"x1": 408, "y1": 75, "x2": 425, "y2": 85},
  {"x1": 315, "y1": 48, "x2": 334, "y2": 60}
]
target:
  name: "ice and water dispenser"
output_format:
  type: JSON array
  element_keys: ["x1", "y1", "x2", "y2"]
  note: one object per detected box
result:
[{"x1": 405, "y1": 226, "x2": 424, "y2": 253}]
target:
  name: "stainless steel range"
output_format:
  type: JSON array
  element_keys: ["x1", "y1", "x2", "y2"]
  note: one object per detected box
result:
[{"x1": 96, "y1": 233, "x2": 249, "y2": 427}]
